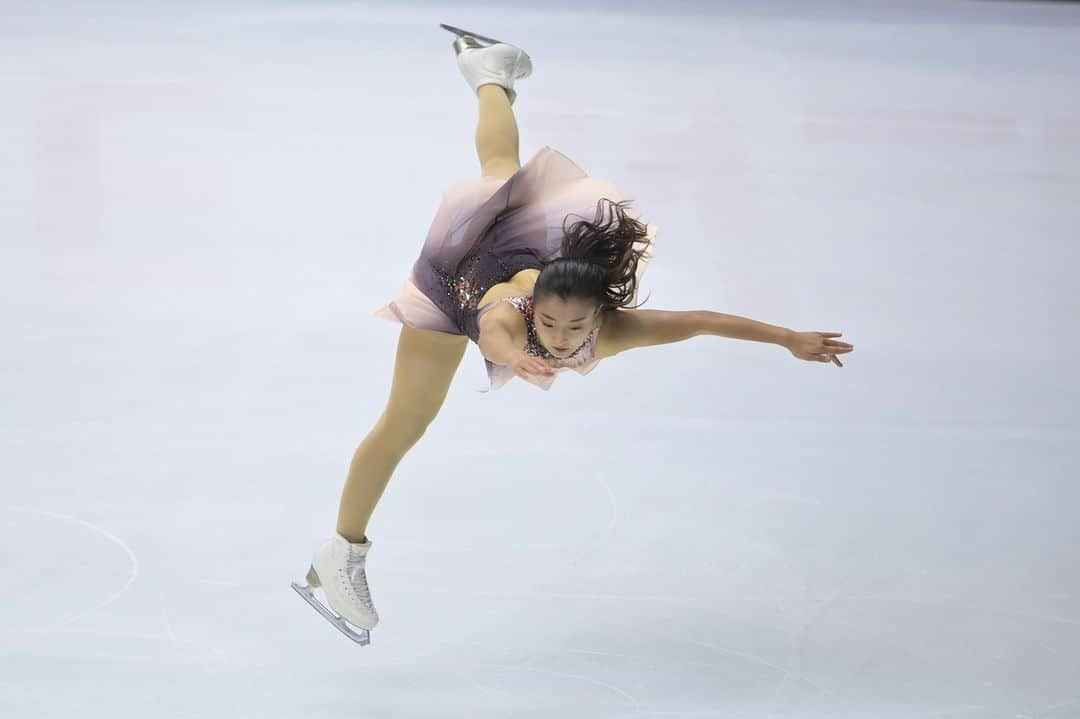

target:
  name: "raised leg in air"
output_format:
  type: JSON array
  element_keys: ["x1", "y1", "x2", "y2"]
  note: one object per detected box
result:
[
  {"x1": 476, "y1": 82, "x2": 521, "y2": 179},
  {"x1": 443, "y1": 24, "x2": 532, "y2": 177}
]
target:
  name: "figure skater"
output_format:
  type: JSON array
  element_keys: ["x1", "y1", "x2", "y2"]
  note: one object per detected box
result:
[{"x1": 291, "y1": 24, "x2": 856, "y2": 645}]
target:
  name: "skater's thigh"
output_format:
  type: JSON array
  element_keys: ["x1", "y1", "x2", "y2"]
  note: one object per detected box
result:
[
  {"x1": 383, "y1": 325, "x2": 468, "y2": 432},
  {"x1": 481, "y1": 158, "x2": 520, "y2": 180}
]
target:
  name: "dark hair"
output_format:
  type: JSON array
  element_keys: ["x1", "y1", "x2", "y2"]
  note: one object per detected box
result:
[{"x1": 534, "y1": 197, "x2": 653, "y2": 315}]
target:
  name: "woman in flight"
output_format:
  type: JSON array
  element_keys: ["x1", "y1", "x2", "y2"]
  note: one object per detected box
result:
[{"x1": 291, "y1": 24, "x2": 855, "y2": 645}]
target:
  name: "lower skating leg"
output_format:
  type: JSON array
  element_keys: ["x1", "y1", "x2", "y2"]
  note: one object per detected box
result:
[
  {"x1": 335, "y1": 416, "x2": 422, "y2": 543},
  {"x1": 292, "y1": 328, "x2": 467, "y2": 644}
]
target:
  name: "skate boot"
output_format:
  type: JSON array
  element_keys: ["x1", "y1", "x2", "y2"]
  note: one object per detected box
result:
[
  {"x1": 440, "y1": 23, "x2": 532, "y2": 106},
  {"x1": 291, "y1": 533, "x2": 378, "y2": 645}
]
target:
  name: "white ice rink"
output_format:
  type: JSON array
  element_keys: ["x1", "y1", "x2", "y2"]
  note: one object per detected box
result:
[{"x1": 2, "y1": 1, "x2": 1078, "y2": 717}]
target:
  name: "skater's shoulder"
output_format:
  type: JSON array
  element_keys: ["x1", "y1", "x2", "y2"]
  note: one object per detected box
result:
[{"x1": 477, "y1": 295, "x2": 527, "y2": 344}]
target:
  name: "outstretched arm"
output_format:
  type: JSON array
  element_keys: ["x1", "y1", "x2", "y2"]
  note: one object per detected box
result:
[
  {"x1": 604, "y1": 308, "x2": 790, "y2": 351},
  {"x1": 697, "y1": 310, "x2": 793, "y2": 347},
  {"x1": 605, "y1": 309, "x2": 854, "y2": 366}
]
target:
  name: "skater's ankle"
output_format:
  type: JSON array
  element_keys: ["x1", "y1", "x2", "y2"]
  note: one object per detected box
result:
[
  {"x1": 337, "y1": 530, "x2": 368, "y2": 544},
  {"x1": 478, "y1": 83, "x2": 512, "y2": 103}
]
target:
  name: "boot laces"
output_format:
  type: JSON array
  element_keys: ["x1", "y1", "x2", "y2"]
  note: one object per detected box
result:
[{"x1": 340, "y1": 549, "x2": 374, "y2": 611}]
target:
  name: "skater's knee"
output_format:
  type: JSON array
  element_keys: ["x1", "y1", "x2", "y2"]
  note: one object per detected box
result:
[
  {"x1": 380, "y1": 386, "x2": 448, "y2": 442},
  {"x1": 376, "y1": 410, "x2": 434, "y2": 448}
]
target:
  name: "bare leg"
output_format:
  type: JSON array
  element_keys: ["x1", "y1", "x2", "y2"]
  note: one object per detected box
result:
[
  {"x1": 476, "y1": 84, "x2": 521, "y2": 177},
  {"x1": 335, "y1": 326, "x2": 468, "y2": 542},
  {"x1": 334, "y1": 416, "x2": 421, "y2": 544}
]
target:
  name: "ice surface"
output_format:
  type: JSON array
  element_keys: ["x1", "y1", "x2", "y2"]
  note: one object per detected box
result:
[{"x1": 2, "y1": 1, "x2": 1078, "y2": 717}]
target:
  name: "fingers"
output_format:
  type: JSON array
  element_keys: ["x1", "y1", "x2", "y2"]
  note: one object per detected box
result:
[
  {"x1": 532, "y1": 362, "x2": 553, "y2": 376},
  {"x1": 516, "y1": 364, "x2": 554, "y2": 378},
  {"x1": 819, "y1": 333, "x2": 854, "y2": 351},
  {"x1": 810, "y1": 353, "x2": 843, "y2": 366}
]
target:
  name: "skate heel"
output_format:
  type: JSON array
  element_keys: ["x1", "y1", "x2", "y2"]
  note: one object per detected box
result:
[
  {"x1": 291, "y1": 564, "x2": 371, "y2": 646},
  {"x1": 305, "y1": 565, "x2": 321, "y2": 588}
]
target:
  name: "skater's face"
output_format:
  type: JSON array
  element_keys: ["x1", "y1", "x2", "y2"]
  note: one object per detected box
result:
[{"x1": 532, "y1": 295, "x2": 600, "y2": 358}]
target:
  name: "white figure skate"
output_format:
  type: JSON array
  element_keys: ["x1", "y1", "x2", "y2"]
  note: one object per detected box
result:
[
  {"x1": 440, "y1": 23, "x2": 533, "y2": 106},
  {"x1": 291, "y1": 533, "x2": 379, "y2": 645}
]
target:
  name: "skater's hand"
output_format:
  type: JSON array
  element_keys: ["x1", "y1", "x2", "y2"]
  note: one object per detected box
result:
[
  {"x1": 510, "y1": 350, "x2": 555, "y2": 379},
  {"x1": 785, "y1": 331, "x2": 854, "y2": 367}
]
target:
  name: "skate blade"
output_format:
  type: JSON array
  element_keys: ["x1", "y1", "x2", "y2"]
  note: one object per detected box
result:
[
  {"x1": 439, "y1": 23, "x2": 503, "y2": 46},
  {"x1": 291, "y1": 581, "x2": 371, "y2": 646}
]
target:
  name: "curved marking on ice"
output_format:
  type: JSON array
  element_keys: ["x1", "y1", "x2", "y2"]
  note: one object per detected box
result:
[{"x1": 7, "y1": 507, "x2": 139, "y2": 630}]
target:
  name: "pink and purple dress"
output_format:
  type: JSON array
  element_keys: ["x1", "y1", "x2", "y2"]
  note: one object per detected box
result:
[{"x1": 373, "y1": 146, "x2": 658, "y2": 392}]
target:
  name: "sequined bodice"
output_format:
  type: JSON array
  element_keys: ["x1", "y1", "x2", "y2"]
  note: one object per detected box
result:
[{"x1": 442, "y1": 252, "x2": 546, "y2": 343}]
